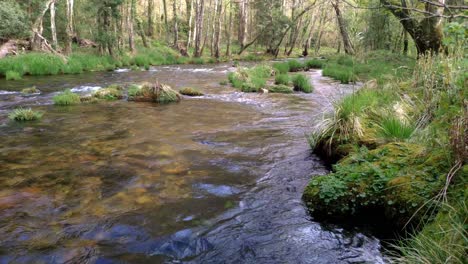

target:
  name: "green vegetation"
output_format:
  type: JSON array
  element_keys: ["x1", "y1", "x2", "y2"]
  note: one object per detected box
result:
[
  {"x1": 305, "y1": 59, "x2": 324, "y2": 69},
  {"x1": 273, "y1": 62, "x2": 290, "y2": 74},
  {"x1": 92, "y1": 85, "x2": 124, "y2": 101},
  {"x1": 292, "y1": 74, "x2": 313, "y2": 93},
  {"x1": 288, "y1": 60, "x2": 304, "y2": 72},
  {"x1": 8, "y1": 108, "x2": 43, "y2": 121},
  {"x1": 268, "y1": 85, "x2": 293, "y2": 94},
  {"x1": 127, "y1": 82, "x2": 181, "y2": 103},
  {"x1": 322, "y1": 64, "x2": 357, "y2": 84},
  {"x1": 5, "y1": 71, "x2": 21, "y2": 80},
  {"x1": 21, "y1": 87, "x2": 40, "y2": 94},
  {"x1": 227, "y1": 65, "x2": 273, "y2": 93},
  {"x1": 274, "y1": 74, "x2": 290, "y2": 85},
  {"x1": 53, "y1": 90, "x2": 81, "y2": 106},
  {"x1": 179, "y1": 87, "x2": 204, "y2": 96},
  {"x1": 377, "y1": 115, "x2": 416, "y2": 142}
]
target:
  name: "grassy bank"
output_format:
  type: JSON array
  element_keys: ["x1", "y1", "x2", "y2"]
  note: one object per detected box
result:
[{"x1": 303, "y1": 50, "x2": 466, "y2": 262}]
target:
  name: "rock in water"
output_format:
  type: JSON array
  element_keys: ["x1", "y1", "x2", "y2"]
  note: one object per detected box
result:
[{"x1": 129, "y1": 82, "x2": 181, "y2": 103}]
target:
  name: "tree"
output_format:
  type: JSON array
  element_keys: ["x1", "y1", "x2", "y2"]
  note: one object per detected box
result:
[
  {"x1": 194, "y1": 0, "x2": 205, "y2": 57},
  {"x1": 65, "y1": 0, "x2": 75, "y2": 54},
  {"x1": 332, "y1": 0, "x2": 354, "y2": 55},
  {"x1": 0, "y1": 1, "x2": 29, "y2": 40}
]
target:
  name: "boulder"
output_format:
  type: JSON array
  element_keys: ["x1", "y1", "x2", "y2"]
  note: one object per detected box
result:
[{"x1": 128, "y1": 82, "x2": 181, "y2": 103}]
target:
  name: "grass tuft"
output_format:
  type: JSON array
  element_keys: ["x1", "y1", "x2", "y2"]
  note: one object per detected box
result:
[
  {"x1": 292, "y1": 74, "x2": 313, "y2": 93},
  {"x1": 21, "y1": 87, "x2": 40, "y2": 94},
  {"x1": 53, "y1": 90, "x2": 81, "y2": 106},
  {"x1": 8, "y1": 108, "x2": 43, "y2": 121},
  {"x1": 273, "y1": 62, "x2": 290, "y2": 74},
  {"x1": 288, "y1": 60, "x2": 304, "y2": 72},
  {"x1": 268, "y1": 85, "x2": 294, "y2": 94},
  {"x1": 275, "y1": 74, "x2": 290, "y2": 85},
  {"x1": 179, "y1": 87, "x2": 204, "y2": 96}
]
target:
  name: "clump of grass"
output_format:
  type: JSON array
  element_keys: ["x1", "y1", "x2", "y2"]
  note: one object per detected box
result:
[
  {"x1": 273, "y1": 62, "x2": 290, "y2": 74},
  {"x1": 53, "y1": 90, "x2": 81, "y2": 106},
  {"x1": 322, "y1": 64, "x2": 357, "y2": 84},
  {"x1": 179, "y1": 87, "x2": 204, "y2": 96},
  {"x1": 337, "y1": 55, "x2": 355, "y2": 66},
  {"x1": 288, "y1": 60, "x2": 304, "y2": 72},
  {"x1": 305, "y1": 59, "x2": 324, "y2": 69},
  {"x1": 8, "y1": 108, "x2": 43, "y2": 121},
  {"x1": 275, "y1": 74, "x2": 290, "y2": 85},
  {"x1": 93, "y1": 85, "x2": 124, "y2": 100},
  {"x1": 227, "y1": 65, "x2": 272, "y2": 92},
  {"x1": 5, "y1": 71, "x2": 22, "y2": 80},
  {"x1": 21, "y1": 87, "x2": 40, "y2": 94},
  {"x1": 219, "y1": 80, "x2": 228, "y2": 85},
  {"x1": 127, "y1": 84, "x2": 141, "y2": 97},
  {"x1": 292, "y1": 74, "x2": 313, "y2": 93},
  {"x1": 268, "y1": 85, "x2": 293, "y2": 94},
  {"x1": 377, "y1": 115, "x2": 416, "y2": 141},
  {"x1": 191, "y1": 58, "x2": 205, "y2": 64}
]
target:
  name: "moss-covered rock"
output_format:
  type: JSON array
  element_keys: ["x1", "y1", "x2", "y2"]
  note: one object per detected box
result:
[
  {"x1": 92, "y1": 85, "x2": 124, "y2": 100},
  {"x1": 268, "y1": 85, "x2": 294, "y2": 94},
  {"x1": 21, "y1": 87, "x2": 40, "y2": 94},
  {"x1": 179, "y1": 87, "x2": 204, "y2": 96},
  {"x1": 303, "y1": 143, "x2": 449, "y2": 230},
  {"x1": 128, "y1": 82, "x2": 181, "y2": 103}
]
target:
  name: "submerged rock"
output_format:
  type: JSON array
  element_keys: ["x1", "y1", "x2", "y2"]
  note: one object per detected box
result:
[
  {"x1": 179, "y1": 87, "x2": 204, "y2": 96},
  {"x1": 303, "y1": 143, "x2": 449, "y2": 230},
  {"x1": 128, "y1": 82, "x2": 181, "y2": 103},
  {"x1": 21, "y1": 87, "x2": 40, "y2": 94}
]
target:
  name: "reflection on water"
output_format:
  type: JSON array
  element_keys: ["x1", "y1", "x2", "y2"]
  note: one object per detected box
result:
[{"x1": 0, "y1": 64, "x2": 382, "y2": 263}]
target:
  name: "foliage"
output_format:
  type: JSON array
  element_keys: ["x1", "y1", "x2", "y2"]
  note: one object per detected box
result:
[
  {"x1": 93, "y1": 85, "x2": 124, "y2": 100},
  {"x1": 292, "y1": 74, "x2": 313, "y2": 93},
  {"x1": 5, "y1": 71, "x2": 21, "y2": 80},
  {"x1": 273, "y1": 62, "x2": 290, "y2": 74},
  {"x1": 268, "y1": 85, "x2": 293, "y2": 94},
  {"x1": 305, "y1": 59, "x2": 324, "y2": 69},
  {"x1": 274, "y1": 74, "x2": 290, "y2": 85},
  {"x1": 8, "y1": 108, "x2": 43, "y2": 121},
  {"x1": 179, "y1": 87, "x2": 204, "y2": 96},
  {"x1": 227, "y1": 65, "x2": 273, "y2": 93},
  {"x1": 0, "y1": 1, "x2": 29, "y2": 39},
  {"x1": 53, "y1": 90, "x2": 81, "y2": 106},
  {"x1": 322, "y1": 63, "x2": 357, "y2": 84},
  {"x1": 377, "y1": 115, "x2": 416, "y2": 142}
]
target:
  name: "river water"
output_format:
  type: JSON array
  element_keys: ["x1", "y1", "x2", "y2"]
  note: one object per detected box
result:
[{"x1": 0, "y1": 63, "x2": 385, "y2": 263}]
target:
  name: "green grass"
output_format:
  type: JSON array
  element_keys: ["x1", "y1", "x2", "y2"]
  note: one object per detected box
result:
[
  {"x1": 93, "y1": 85, "x2": 124, "y2": 101},
  {"x1": 292, "y1": 74, "x2": 313, "y2": 93},
  {"x1": 288, "y1": 60, "x2": 304, "y2": 72},
  {"x1": 5, "y1": 71, "x2": 22, "y2": 80},
  {"x1": 21, "y1": 87, "x2": 40, "y2": 94},
  {"x1": 268, "y1": 85, "x2": 293, "y2": 94},
  {"x1": 322, "y1": 64, "x2": 357, "y2": 84},
  {"x1": 8, "y1": 108, "x2": 43, "y2": 121},
  {"x1": 377, "y1": 116, "x2": 416, "y2": 141},
  {"x1": 275, "y1": 74, "x2": 290, "y2": 85},
  {"x1": 127, "y1": 84, "x2": 141, "y2": 97},
  {"x1": 227, "y1": 65, "x2": 272, "y2": 93},
  {"x1": 53, "y1": 90, "x2": 81, "y2": 106},
  {"x1": 305, "y1": 59, "x2": 324, "y2": 69},
  {"x1": 273, "y1": 62, "x2": 290, "y2": 74},
  {"x1": 179, "y1": 87, "x2": 204, "y2": 96}
]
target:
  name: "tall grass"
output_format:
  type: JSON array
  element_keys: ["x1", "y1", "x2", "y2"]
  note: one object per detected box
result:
[
  {"x1": 5, "y1": 71, "x2": 22, "y2": 80},
  {"x1": 377, "y1": 116, "x2": 416, "y2": 141},
  {"x1": 322, "y1": 64, "x2": 357, "y2": 84},
  {"x1": 292, "y1": 74, "x2": 313, "y2": 93},
  {"x1": 273, "y1": 62, "x2": 290, "y2": 74},
  {"x1": 53, "y1": 90, "x2": 81, "y2": 106},
  {"x1": 8, "y1": 108, "x2": 43, "y2": 121},
  {"x1": 305, "y1": 59, "x2": 324, "y2": 69},
  {"x1": 288, "y1": 60, "x2": 304, "y2": 72},
  {"x1": 275, "y1": 74, "x2": 290, "y2": 85}
]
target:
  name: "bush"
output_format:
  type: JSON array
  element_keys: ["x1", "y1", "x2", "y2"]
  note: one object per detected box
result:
[
  {"x1": 288, "y1": 60, "x2": 304, "y2": 72},
  {"x1": 5, "y1": 71, "x2": 22, "y2": 80},
  {"x1": 0, "y1": 1, "x2": 29, "y2": 39},
  {"x1": 275, "y1": 74, "x2": 290, "y2": 85},
  {"x1": 21, "y1": 87, "x2": 40, "y2": 94},
  {"x1": 305, "y1": 59, "x2": 324, "y2": 69},
  {"x1": 273, "y1": 62, "x2": 290, "y2": 74},
  {"x1": 8, "y1": 108, "x2": 43, "y2": 121},
  {"x1": 268, "y1": 85, "x2": 293, "y2": 94},
  {"x1": 53, "y1": 90, "x2": 81, "y2": 106},
  {"x1": 292, "y1": 74, "x2": 313, "y2": 93},
  {"x1": 179, "y1": 87, "x2": 204, "y2": 96}
]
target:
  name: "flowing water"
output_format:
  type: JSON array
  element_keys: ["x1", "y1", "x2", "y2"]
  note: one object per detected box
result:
[{"x1": 0, "y1": 64, "x2": 385, "y2": 263}]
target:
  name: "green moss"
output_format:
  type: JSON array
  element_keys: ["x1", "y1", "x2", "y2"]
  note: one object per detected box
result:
[
  {"x1": 268, "y1": 85, "x2": 293, "y2": 94},
  {"x1": 8, "y1": 108, "x2": 43, "y2": 121},
  {"x1": 179, "y1": 87, "x2": 204, "y2": 96},
  {"x1": 53, "y1": 90, "x2": 81, "y2": 106},
  {"x1": 128, "y1": 82, "x2": 181, "y2": 103},
  {"x1": 92, "y1": 85, "x2": 124, "y2": 101},
  {"x1": 21, "y1": 87, "x2": 40, "y2": 94},
  {"x1": 292, "y1": 74, "x2": 313, "y2": 93},
  {"x1": 303, "y1": 143, "x2": 449, "y2": 229}
]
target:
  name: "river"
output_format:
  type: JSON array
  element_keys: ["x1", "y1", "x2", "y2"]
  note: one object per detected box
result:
[{"x1": 0, "y1": 63, "x2": 385, "y2": 263}]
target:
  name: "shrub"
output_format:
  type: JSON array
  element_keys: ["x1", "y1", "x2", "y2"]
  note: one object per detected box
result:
[
  {"x1": 268, "y1": 85, "x2": 293, "y2": 94},
  {"x1": 179, "y1": 87, "x2": 204, "y2": 96},
  {"x1": 288, "y1": 60, "x2": 304, "y2": 72},
  {"x1": 292, "y1": 74, "x2": 313, "y2": 93},
  {"x1": 5, "y1": 71, "x2": 22, "y2": 80},
  {"x1": 273, "y1": 62, "x2": 290, "y2": 74},
  {"x1": 8, "y1": 108, "x2": 43, "y2": 121},
  {"x1": 305, "y1": 59, "x2": 324, "y2": 69},
  {"x1": 275, "y1": 74, "x2": 290, "y2": 85},
  {"x1": 53, "y1": 90, "x2": 81, "y2": 106},
  {"x1": 21, "y1": 87, "x2": 40, "y2": 94}
]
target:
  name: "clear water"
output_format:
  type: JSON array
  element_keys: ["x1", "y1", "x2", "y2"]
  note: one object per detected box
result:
[{"x1": 0, "y1": 64, "x2": 384, "y2": 263}]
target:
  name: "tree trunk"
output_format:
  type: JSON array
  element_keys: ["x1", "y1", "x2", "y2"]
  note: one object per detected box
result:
[
  {"x1": 148, "y1": 0, "x2": 154, "y2": 36},
  {"x1": 65, "y1": 0, "x2": 74, "y2": 54},
  {"x1": 332, "y1": 0, "x2": 354, "y2": 55},
  {"x1": 31, "y1": 0, "x2": 54, "y2": 51},
  {"x1": 194, "y1": 0, "x2": 205, "y2": 57},
  {"x1": 225, "y1": 0, "x2": 232, "y2": 57},
  {"x1": 214, "y1": 0, "x2": 222, "y2": 58},
  {"x1": 128, "y1": 0, "x2": 135, "y2": 53},
  {"x1": 380, "y1": 0, "x2": 445, "y2": 54},
  {"x1": 162, "y1": 0, "x2": 169, "y2": 41},
  {"x1": 173, "y1": 0, "x2": 179, "y2": 46},
  {"x1": 187, "y1": 0, "x2": 194, "y2": 48},
  {"x1": 238, "y1": 0, "x2": 247, "y2": 50},
  {"x1": 50, "y1": 0, "x2": 58, "y2": 49},
  {"x1": 137, "y1": 19, "x2": 149, "y2": 48}
]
